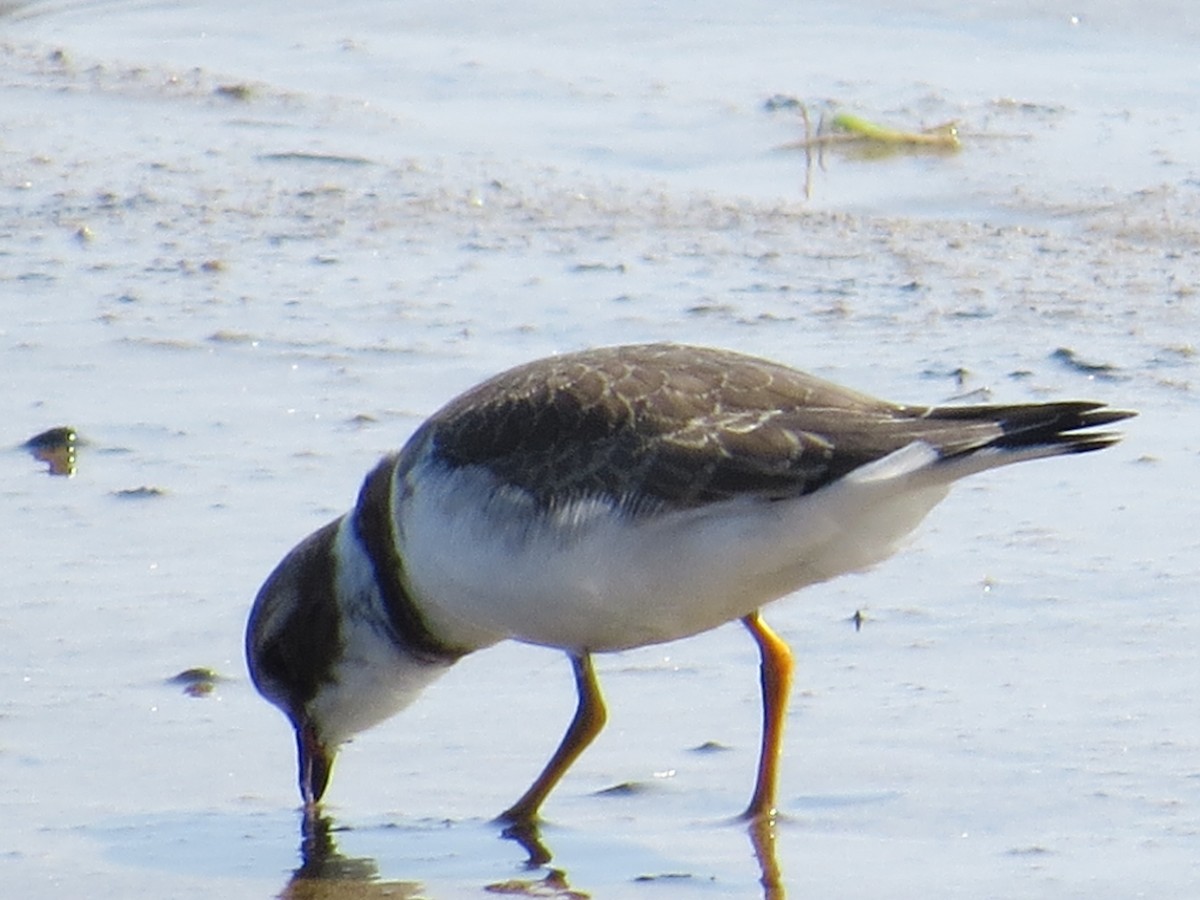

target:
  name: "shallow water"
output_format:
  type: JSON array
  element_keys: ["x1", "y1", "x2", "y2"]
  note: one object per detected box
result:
[{"x1": 3, "y1": 0, "x2": 1199, "y2": 897}]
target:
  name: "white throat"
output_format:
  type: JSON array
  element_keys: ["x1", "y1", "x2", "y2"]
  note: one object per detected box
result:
[{"x1": 309, "y1": 518, "x2": 454, "y2": 747}]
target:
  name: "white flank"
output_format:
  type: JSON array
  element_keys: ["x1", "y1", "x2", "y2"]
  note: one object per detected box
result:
[{"x1": 393, "y1": 440, "x2": 982, "y2": 654}]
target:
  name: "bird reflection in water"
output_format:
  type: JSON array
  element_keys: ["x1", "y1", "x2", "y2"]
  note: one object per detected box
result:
[
  {"x1": 281, "y1": 813, "x2": 422, "y2": 900},
  {"x1": 500, "y1": 813, "x2": 787, "y2": 899},
  {"x1": 497, "y1": 820, "x2": 589, "y2": 897},
  {"x1": 746, "y1": 816, "x2": 786, "y2": 900},
  {"x1": 503, "y1": 816, "x2": 787, "y2": 899},
  {"x1": 282, "y1": 812, "x2": 785, "y2": 898}
]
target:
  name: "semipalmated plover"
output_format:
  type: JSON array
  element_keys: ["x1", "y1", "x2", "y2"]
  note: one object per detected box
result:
[{"x1": 246, "y1": 343, "x2": 1132, "y2": 823}]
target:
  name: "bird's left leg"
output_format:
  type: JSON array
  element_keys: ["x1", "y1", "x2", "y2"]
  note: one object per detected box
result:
[{"x1": 498, "y1": 651, "x2": 607, "y2": 825}]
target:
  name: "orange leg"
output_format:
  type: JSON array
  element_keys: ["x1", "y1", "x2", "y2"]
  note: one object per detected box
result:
[
  {"x1": 499, "y1": 652, "x2": 607, "y2": 825},
  {"x1": 741, "y1": 612, "x2": 794, "y2": 821}
]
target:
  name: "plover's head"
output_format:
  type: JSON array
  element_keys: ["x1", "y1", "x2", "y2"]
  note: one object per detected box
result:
[
  {"x1": 246, "y1": 479, "x2": 463, "y2": 810},
  {"x1": 246, "y1": 518, "x2": 344, "y2": 807}
]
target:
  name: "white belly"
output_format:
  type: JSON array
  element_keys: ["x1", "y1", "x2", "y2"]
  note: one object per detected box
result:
[{"x1": 393, "y1": 443, "x2": 952, "y2": 653}]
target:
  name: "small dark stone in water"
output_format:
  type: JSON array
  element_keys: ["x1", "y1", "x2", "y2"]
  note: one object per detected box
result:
[
  {"x1": 686, "y1": 302, "x2": 735, "y2": 317},
  {"x1": 207, "y1": 329, "x2": 255, "y2": 344},
  {"x1": 594, "y1": 781, "x2": 647, "y2": 797},
  {"x1": 689, "y1": 740, "x2": 731, "y2": 754},
  {"x1": 215, "y1": 83, "x2": 253, "y2": 101},
  {"x1": 169, "y1": 667, "x2": 221, "y2": 698},
  {"x1": 571, "y1": 261, "x2": 626, "y2": 274},
  {"x1": 763, "y1": 93, "x2": 802, "y2": 111},
  {"x1": 949, "y1": 307, "x2": 993, "y2": 320},
  {"x1": 112, "y1": 486, "x2": 166, "y2": 499},
  {"x1": 24, "y1": 426, "x2": 78, "y2": 476},
  {"x1": 24, "y1": 426, "x2": 76, "y2": 452},
  {"x1": 1050, "y1": 347, "x2": 1123, "y2": 379},
  {"x1": 258, "y1": 151, "x2": 374, "y2": 167}
]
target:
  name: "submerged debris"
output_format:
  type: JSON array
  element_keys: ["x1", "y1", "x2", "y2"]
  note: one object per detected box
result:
[
  {"x1": 773, "y1": 102, "x2": 961, "y2": 198},
  {"x1": 24, "y1": 426, "x2": 78, "y2": 476},
  {"x1": 777, "y1": 107, "x2": 961, "y2": 154},
  {"x1": 829, "y1": 112, "x2": 961, "y2": 148}
]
